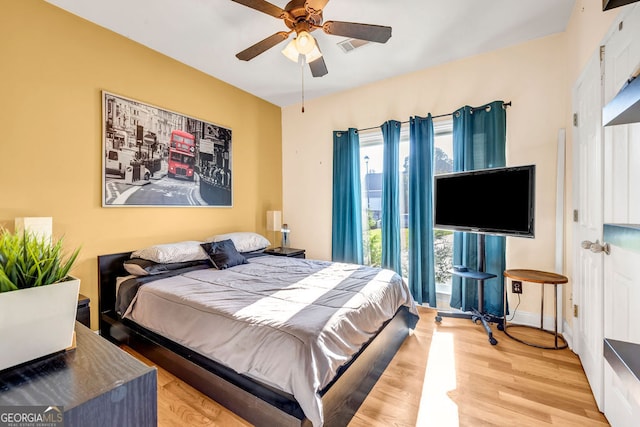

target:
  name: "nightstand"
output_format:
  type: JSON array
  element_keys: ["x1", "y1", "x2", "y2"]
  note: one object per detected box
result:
[
  {"x1": 77, "y1": 293, "x2": 90, "y2": 328},
  {"x1": 264, "y1": 247, "x2": 306, "y2": 259}
]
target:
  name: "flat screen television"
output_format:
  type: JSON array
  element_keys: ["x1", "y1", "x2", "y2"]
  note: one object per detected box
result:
[{"x1": 434, "y1": 165, "x2": 535, "y2": 238}]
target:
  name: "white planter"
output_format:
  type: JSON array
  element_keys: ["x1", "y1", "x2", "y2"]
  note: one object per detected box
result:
[{"x1": 0, "y1": 277, "x2": 80, "y2": 371}]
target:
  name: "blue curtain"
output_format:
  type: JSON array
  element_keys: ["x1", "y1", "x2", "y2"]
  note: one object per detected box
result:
[
  {"x1": 450, "y1": 101, "x2": 507, "y2": 316},
  {"x1": 409, "y1": 115, "x2": 436, "y2": 306},
  {"x1": 331, "y1": 128, "x2": 364, "y2": 264},
  {"x1": 380, "y1": 120, "x2": 402, "y2": 275}
]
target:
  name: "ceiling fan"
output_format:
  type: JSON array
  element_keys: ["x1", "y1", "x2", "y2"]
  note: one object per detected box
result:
[{"x1": 231, "y1": 0, "x2": 392, "y2": 77}]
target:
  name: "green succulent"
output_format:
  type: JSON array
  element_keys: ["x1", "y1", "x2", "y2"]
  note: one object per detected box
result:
[{"x1": 0, "y1": 228, "x2": 80, "y2": 293}]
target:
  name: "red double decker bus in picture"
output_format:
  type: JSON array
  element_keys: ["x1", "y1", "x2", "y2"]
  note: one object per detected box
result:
[{"x1": 168, "y1": 130, "x2": 196, "y2": 180}]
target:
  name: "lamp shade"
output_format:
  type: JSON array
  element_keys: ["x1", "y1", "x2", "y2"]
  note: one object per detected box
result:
[
  {"x1": 281, "y1": 32, "x2": 323, "y2": 64},
  {"x1": 266, "y1": 211, "x2": 282, "y2": 232},
  {"x1": 281, "y1": 40, "x2": 300, "y2": 63},
  {"x1": 295, "y1": 31, "x2": 315, "y2": 55},
  {"x1": 305, "y1": 43, "x2": 322, "y2": 63},
  {"x1": 15, "y1": 217, "x2": 53, "y2": 242}
]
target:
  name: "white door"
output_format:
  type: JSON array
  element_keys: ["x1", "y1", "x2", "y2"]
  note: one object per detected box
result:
[
  {"x1": 572, "y1": 50, "x2": 605, "y2": 411},
  {"x1": 604, "y1": 244, "x2": 640, "y2": 344},
  {"x1": 603, "y1": 5, "x2": 640, "y2": 224},
  {"x1": 603, "y1": 243, "x2": 640, "y2": 427},
  {"x1": 603, "y1": 5, "x2": 640, "y2": 341},
  {"x1": 602, "y1": 7, "x2": 640, "y2": 425}
]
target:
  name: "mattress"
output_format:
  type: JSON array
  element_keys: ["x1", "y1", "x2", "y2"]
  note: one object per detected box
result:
[{"x1": 118, "y1": 255, "x2": 418, "y2": 426}]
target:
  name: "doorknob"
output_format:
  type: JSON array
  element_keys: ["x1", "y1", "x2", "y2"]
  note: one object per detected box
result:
[
  {"x1": 581, "y1": 240, "x2": 593, "y2": 249},
  {"x1": 589, "y1": 240, "x2": 610, "y2": 255}
]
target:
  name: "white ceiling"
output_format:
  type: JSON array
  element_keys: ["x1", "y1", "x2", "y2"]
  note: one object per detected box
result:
[{"x1": 44, "y1": 0, "x2": 576, "y2": 107}]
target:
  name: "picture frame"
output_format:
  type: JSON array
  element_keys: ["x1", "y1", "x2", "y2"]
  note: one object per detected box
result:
[{"x1": 102, "y1": 91, "x2": 232, "y2": 207}]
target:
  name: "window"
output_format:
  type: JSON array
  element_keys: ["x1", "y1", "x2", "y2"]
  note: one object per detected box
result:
[
  {"x1": 360, "y1": 126, "x2": 409, "y2": 277},
  {"x1": 433, "y1": 121, "x2": 454, "y2": 309},
  {"x1": 360, "y1": 120, "x2": 453, "y2": 306}
]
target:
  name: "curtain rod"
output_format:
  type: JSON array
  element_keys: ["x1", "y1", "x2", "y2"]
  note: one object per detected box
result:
[{"x1": 356, "y1": 101, "x2": 512, "y2": 133}]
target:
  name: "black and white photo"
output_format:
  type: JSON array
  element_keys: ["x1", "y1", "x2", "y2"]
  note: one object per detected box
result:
[{"x1": 102, "y1": 91, "x2": 232, "y2": 207}]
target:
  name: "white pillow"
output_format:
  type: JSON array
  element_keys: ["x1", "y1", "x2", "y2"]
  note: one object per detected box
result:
[
  {"x1": 205, "y1": 232, "x2": 270, "y2": 253},
  {"x1": 131, "y1": 240, "x2": 209, "y2": 263}
]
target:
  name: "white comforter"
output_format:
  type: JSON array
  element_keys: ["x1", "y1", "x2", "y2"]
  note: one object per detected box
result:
[{"x1": 123, "y1": 256, "x2": 417, "y2": 426}]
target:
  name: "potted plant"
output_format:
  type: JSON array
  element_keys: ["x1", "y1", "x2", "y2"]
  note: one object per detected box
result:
[{"x1": 0, "y1": 228, "x2": 80, "y2": 371}]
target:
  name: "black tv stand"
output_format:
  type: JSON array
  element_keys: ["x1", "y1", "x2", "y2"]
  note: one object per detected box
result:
[{"x1": 435, "y1": 234, "x2": 504, "y2": 345}]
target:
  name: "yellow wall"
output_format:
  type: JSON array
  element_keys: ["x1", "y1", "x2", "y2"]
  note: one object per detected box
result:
[
  {"x1": 281, "y1": 0, "x2": 624, "y2": 328},
  {"x1": 0, "y1": 0, "x2": 283, "y2": 328}
]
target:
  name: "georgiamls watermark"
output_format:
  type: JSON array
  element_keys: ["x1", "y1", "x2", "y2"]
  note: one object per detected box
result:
[{"x1": 0, "y1": 406, "x2": 63, "y2": 427}]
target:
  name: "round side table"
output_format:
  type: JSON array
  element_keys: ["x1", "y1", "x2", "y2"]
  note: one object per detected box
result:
[{"x1": 503, "y1": 269, "x2": 568, "y2": 350}]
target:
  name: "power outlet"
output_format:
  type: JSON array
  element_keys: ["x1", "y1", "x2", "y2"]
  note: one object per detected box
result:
[{"x1": 512, "y1": 281, "x2": 523, "y2": 294}]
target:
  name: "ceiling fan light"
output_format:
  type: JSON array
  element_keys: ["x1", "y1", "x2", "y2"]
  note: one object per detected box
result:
[
  {"x1": 281, "y1": 39, "x2": 300, "y2": 63},
  {"x1": 304, "y1": 44, "x2": 323, "y2": 63},
  {"x1": 295, "y1": 31, "x2": 316, "y2": 55}
]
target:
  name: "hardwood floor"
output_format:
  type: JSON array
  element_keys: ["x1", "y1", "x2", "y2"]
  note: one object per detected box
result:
[{"x1": 123, "y1": 306, "x2": 609, "y2": 426}]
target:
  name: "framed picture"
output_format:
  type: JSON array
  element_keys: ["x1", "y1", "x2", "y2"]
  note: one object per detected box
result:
[{"x1": 102, "y1": 91, "x2": 232, "y2": 207}]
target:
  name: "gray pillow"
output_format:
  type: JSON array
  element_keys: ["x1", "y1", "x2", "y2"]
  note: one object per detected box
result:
[
  {"x1": 123, "y1": 258, "x2": 209, "y2": 276},
  {"x1": 200, "y1": 240, "x2": 247, "y2": 270}
]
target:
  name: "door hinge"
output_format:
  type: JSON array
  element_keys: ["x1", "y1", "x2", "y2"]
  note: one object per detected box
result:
[
  {"x1": 573, "y1": 209, "x2": 579, "y2": 222},
  {"x1": 600, "y1": 45, "x2": 606, "y2": 62},
  {"x1": 573, "y1": 113, "x2": 578, "y2": 126},
  {"x1": 574, "y1": 304, "x2": 579, "y2": 318}
]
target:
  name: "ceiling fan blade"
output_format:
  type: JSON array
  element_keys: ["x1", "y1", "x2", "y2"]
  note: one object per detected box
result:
[
  {"x1": 309, "y1": 56, "x2": 328, "y2": 77},
  {"x1": 231, "y1": 0, "x2": 287, "y2": 19},
  {"x1": 323, "y1": 21, "x2": 392, "y2": 43},
  {"x1": 236, "y1": 31, "x2": 290, "y2": 61},
  {"x1": 304, "y1": 0, "x2": 329, "y2": 15}
]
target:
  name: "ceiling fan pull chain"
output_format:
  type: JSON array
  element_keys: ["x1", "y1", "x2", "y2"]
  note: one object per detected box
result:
[{"x1": 301, "y1": 61, "x2": 305, "y2": 113}]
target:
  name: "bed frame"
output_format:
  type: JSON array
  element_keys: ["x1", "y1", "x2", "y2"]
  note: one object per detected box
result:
[{"x1": 98, "y1": 252, "x2": 418, "y2": 427}]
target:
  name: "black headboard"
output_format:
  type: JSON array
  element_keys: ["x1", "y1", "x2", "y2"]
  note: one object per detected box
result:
[{"x1": 97, "y1": 251, "x2": 133, "y2": 321}]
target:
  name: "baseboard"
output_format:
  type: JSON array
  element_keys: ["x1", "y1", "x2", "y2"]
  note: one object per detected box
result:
[
  {"x1": 509, "y1": 310, "x2": 550, "y2": 329},
  {"x1": 507, "y1": 310, "x2": 575, "y2": 350},
  {"x1": 430, "y1": 302, "x2": 577, "y2": 351},
  {"x1": 562, "y1": 319, "x2": 574, "y2": 350}
]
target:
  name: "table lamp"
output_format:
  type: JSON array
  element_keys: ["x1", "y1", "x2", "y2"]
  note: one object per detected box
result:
[
  {"x1": 15, "y1": 217, "x2": 53, "y2": 242},
  {"x1": 266, "y1": 211, "x2": 282, "y2": 248},
  {"x1": 281, "y1": 224, "x2": 290, "y2": 249}
]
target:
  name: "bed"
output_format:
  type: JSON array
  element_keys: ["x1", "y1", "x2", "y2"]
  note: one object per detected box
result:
[{"x1": 98, "y1": 246, "x2": 418, "y2": 427}]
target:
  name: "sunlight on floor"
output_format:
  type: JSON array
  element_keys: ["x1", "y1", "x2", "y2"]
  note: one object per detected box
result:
[{"x1": 416, "y1": 331, "x2": 459, "y2": 426}]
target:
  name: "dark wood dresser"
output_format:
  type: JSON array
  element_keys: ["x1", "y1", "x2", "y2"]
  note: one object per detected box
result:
[{"x1": 0, "y1": 322, "x2": 157, "y2": 426}]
